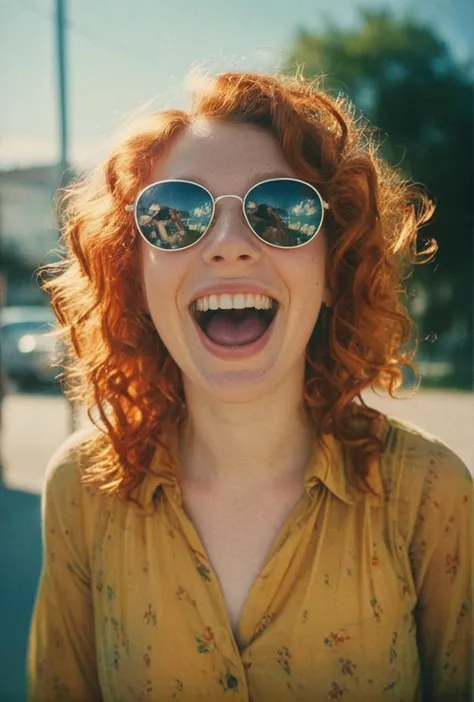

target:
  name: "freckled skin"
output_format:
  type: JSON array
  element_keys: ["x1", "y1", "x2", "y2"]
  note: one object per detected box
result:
[{"x1": 140, "y1": 120, "x2": 330, "y2": 404}]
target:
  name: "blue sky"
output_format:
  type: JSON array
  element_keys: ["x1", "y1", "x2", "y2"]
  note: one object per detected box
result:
[{"x1": 1, "y1": 0, "x2": 472, "y2": 169}]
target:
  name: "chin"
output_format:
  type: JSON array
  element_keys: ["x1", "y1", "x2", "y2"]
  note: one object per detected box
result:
[{"x1": 183, "y1": 356, "x2": 296, "y2": 405}]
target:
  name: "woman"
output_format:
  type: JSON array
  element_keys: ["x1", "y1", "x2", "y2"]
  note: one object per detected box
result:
[
  {"x1": 28, "y1": 71, "x2": 472, "y2": 701},
  {"x1": 144, "y1": 205, "x2": 180, "y2": 247},
  {"x1": 249, "y1": 204, "x2": 288, "y2": 246}
]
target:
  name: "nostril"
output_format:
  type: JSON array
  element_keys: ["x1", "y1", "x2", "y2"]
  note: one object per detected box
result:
[
  {"x1": 210, "y1": 251, "x2": 255, "y2": 263},
  {"x1": 211, "y1": 253, "x2": 252, "y2": 262}
]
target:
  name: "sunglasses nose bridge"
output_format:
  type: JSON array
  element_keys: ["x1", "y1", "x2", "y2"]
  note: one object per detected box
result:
[
  {"x1": 212, "y1": 193, "x2": 247, "y2": 230},
  {"x1": 214, "y1": 194, "x2": 244, "y2": 205}
]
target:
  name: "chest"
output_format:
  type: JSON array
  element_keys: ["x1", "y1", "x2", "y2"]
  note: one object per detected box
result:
[
  {"x1": 181, "y1": 481, "x2": 306, "y2": 637},
  {"x1": 92, "y1": 492, "x2": 420, "y2": 701}
]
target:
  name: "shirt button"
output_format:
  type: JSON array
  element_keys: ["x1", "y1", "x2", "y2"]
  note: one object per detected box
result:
[{"x1": 226, "y1": 674, "x2": 239, "y2": 690}]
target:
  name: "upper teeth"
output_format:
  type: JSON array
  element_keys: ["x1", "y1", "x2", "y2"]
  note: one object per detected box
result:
[{"x1": 195, "y1": 293, "x2": 274, "y2": 312}]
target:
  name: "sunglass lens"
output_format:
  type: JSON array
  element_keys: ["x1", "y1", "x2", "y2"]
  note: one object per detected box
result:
[
  {"x1": 135, "y1": 181, "x2": 213, "y2": 250},
  {"x1": 244, "y1": 179, "x2": 324, "y2": 247}
]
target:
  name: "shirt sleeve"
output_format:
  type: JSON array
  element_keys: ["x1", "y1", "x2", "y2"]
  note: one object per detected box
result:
[
  {"x1": 407, "y1": 443, "x2": 473, "y2": 701},
  {"x1": 27, "y1": 434, "x2": 102, "y2": 702}
]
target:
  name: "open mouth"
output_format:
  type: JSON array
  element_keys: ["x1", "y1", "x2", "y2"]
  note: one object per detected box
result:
[{"x1": 190, "y1": 299, "x2": 279, "y2": 348}]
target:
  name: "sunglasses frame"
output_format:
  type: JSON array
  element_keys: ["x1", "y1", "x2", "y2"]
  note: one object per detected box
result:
[{"x1": 125, "y1": 177, "x2": 330, "y2": 252}]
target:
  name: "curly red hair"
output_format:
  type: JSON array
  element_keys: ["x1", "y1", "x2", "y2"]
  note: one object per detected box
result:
[{"x1": 41, "y1": 70, "x2": 436, "y2": 501}]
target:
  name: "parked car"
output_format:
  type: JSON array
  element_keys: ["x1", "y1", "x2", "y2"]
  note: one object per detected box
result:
[{"x1": 1, "y1": 306, "x2": 62, "y2": 390}]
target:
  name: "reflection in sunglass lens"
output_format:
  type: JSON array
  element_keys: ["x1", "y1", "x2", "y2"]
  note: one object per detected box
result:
[
  {"x1": 244, "y1": 179, "x2": 324, "y2": 248},
  {"x1": 135, "y1": 181, "x2": 213, "y2": 250}
]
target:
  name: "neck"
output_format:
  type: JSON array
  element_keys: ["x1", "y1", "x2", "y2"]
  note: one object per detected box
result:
[{"x1": 177, "y1": 370, "x2": 315, "y2": 493}]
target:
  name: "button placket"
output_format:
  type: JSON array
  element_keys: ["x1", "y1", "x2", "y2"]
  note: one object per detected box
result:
[{"x1": 237, "y1": 494, "x2": 315, "y2": 648}]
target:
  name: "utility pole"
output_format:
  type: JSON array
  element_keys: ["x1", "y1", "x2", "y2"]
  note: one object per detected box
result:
[
  {"x1": 56, "y1": 0, "x2": 68, "y2": 188},
  {"x1": 55, "y1": 0, "x2": 77, "y2": 432}
]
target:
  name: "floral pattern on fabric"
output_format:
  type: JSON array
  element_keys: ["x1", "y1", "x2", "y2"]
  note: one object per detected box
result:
[{"x1": 27, "y1": 417, "x2": 472, "y2": 701}]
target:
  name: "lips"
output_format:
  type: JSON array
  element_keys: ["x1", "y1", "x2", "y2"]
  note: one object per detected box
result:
[
  {"x1": 188, "y1": 305, "x2": 278, "y2": 362},
  {"x1": 188, "y1": 285, "x2": 280, "y2": 356}
]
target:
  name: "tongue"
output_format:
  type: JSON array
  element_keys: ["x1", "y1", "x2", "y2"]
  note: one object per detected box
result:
[{"x1": 205, "y1": 310, "x2": 268, "y2": 347}]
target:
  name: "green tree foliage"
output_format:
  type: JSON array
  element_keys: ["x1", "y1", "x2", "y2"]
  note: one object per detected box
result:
[{"x1": 286, "y1": 9, "x2": 473, "y2": 387}]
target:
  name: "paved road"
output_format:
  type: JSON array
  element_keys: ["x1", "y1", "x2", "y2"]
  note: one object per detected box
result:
[
  {"x1": 2, "y1": 387, "x2": 473, "y2": 492},
  {"x1": 0, "y1": 487, "x2": 41, "y2": 702}
]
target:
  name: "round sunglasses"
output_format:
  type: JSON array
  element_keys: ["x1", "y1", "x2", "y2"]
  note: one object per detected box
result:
[{"x1": 125, "y1": 177, "x2": 329, "y2": 251}]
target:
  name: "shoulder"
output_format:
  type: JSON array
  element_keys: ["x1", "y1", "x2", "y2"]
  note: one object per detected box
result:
[
  {"x1": 378, "y1": 414, "x2": 472, "y2": 538},
  {"x1": 380, "y1": 414, "x2": 471, "y2": 489},
  {"x1": 41, "y1": 427, "x2": 119, "y2": 559},
  {"x1": 43, "y1": 426, "x2": 103, "y2": 507}
]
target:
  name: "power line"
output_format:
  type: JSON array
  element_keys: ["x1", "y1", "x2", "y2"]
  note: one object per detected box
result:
[
  {"x1": 15, "y1": 0, "x2": 156, "y2": 65},
  {"x1": 68, "y1": 21, "x2": 157, "y2": 64},
  {"x1": 14, "y1": 0, "x2": 50, "y2": 20}
]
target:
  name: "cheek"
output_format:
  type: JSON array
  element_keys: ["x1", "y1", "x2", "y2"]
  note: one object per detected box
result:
[
  {"x1": 140, "y1": 244, "x2": 178, "y2": 314},
  {"x1": 280, "y1": 240, "x2": 328, "y2": 341},
  {"x1": 141, "y1": 239, "x2": 182, "y2": 284},
  {"x1": 283, "y1": 237, "x2": 327, "y2": 301},
  {"x1": 139, "y1": 243, "x2": 194, "y2": 344}
]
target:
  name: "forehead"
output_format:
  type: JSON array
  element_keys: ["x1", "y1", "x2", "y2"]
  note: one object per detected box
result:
[{"x1": 148, "y1": 119, "x2": 295, "y2": 193}]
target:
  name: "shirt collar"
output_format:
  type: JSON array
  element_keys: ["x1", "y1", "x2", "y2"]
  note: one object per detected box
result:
[
  {"x1": 303, "y1": 431, "x2": 384, "y2": 506},
  {"x1": 132, "y1": 420, "x2": 386, "y2": 511},
  {"x1": 130, "y1": 431, "x2": 181, "y2": 514}
]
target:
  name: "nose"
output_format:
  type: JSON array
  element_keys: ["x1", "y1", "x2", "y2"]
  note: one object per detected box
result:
[{"x1": 201, "y1": 198, "x2": 261, "y2": 265}]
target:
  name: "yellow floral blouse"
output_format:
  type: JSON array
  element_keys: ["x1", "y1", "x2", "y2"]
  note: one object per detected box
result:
[{"x1": 28, "y1": 414, "x2": 472, "y2": 701}]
